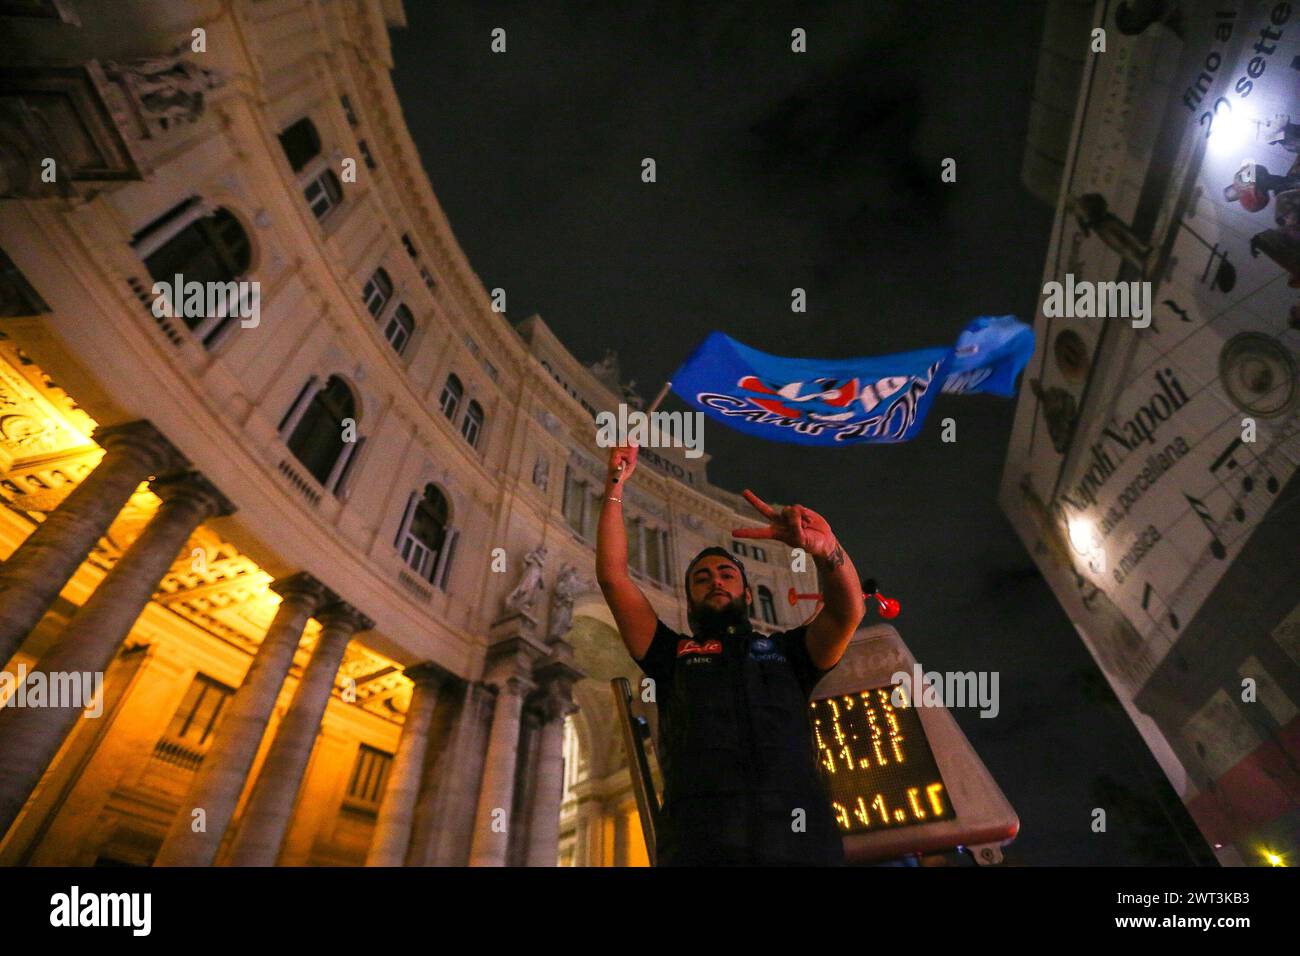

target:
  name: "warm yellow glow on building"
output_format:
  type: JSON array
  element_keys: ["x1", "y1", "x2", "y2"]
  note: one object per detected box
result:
[{"x1": 625, "y1": 806, "x2": 649, "y2": 867}]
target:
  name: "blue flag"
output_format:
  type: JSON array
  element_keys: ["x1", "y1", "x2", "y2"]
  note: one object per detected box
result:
[{"x1": 668, "y1": 315, "x2": 1034, "y2": 445}]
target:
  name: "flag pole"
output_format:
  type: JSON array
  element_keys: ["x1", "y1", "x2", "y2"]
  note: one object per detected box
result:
[
  {"x1": 615, "y1": 381, "x2": 670, "y2": 479},
  {"x1": 645, "y1": 380, "x2": 671, "y2": 416}
]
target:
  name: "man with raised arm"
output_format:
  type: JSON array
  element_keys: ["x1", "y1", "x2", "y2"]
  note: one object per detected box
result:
[{"x1": 596, "y1": 442, "x2": 865, "y2": 865}]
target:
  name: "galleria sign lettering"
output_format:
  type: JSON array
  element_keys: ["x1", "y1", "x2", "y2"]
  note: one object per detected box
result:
[{"x1": 1057, "y1": 367, "x2": 1191, "y2": 514}]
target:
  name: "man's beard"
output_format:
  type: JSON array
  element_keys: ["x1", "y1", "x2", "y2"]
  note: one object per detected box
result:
[{"x1": 687, "y1": 592, "x2": 749, "y2": 634}]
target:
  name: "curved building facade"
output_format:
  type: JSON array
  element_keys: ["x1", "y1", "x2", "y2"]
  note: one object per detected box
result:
[{"x1": 0, "y1": 0, "x2": 817, "y2": 866}]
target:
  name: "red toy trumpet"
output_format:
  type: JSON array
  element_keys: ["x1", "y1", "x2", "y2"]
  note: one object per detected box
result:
[{"x1": 787, "y1": 584, "x2": 900, "y2": 619}]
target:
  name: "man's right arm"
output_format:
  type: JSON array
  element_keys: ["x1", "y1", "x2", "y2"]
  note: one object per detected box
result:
[{"x1": 596, "y1": 444, "x2": 658, "y2": 660}]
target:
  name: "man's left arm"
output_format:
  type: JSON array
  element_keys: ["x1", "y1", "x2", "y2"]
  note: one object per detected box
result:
[{"x1": 806, "y1": 536, "x2": 865, "y2": 670}]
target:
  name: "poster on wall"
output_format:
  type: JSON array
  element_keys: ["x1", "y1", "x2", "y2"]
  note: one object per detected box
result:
[{"x1": 1002, "y1": 3, "x2": 1300, "y2": 696}]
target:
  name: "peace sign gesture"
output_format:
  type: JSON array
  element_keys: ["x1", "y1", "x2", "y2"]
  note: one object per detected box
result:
[{"x1": 732, "y1": 489, "x2": 839, "y2": 562}]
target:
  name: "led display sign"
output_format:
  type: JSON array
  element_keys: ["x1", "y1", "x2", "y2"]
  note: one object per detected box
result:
[{"x1": 811, "y1": 684, "x2": 953, "y2": 834}]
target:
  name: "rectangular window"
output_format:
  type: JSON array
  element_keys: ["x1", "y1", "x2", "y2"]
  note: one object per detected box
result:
[
  {"x1": 439, "y1": 384, "x2": 460, "y2": 420},
  {"x1": 626, "y1": 517, "x2": 644, "y2": 575},
  {"x1": 383, "y1": 316, "x2": 410, "y2": 354},
  {"x1": 340, "y1": 94, "x2": 358, "y2": 126},
  {"x1": 420, "y1": 267, "x2": 436, "y2": 292},
  {"x1": 563, "y1": 467, "x2": 585, "y2": 534},
  {"x1": 461, "y1": 414, "x2": 481, "y2": 448},
  {"x1": 752, "y1": 546, "x2": 766, "y2": 562},
  {"x1": 166, "y1": 674, "x2": 234, "y2": 748},
  {"x1": 358, "y1": 139, "x2": 377, "y2": 170},
  {"x1": 345, "y1": 745, "x2": 392, "y2": 809},
  {"x1": 383, "y1": 305, "x2": 413, "y2": 355},
  {"x1": 361, "y1": 277, "x2": 389, "y2": 317},
  {"x1": 401, "y1": 233, "x2": 418, "y2": 258},
  {"x1": 733, "y1": 541, "x2": 747, "y2": 557},
  {"x1": 304, "y1": 170, "x2": 341, "y2": 220},
  {"x1": 644, "y1": 522, "x2": 663, "y2": 583},
  {"x1": 583, "y1": 487, "x2": 601, "y2": 541}
]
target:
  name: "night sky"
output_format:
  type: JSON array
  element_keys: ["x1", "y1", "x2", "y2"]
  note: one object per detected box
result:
[{"x1": 390, "y1": 1, "x2": 1215, "y2": 865}]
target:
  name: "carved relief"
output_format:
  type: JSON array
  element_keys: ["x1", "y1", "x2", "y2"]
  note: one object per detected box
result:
[{"x1": 103, "y1": 51, "x2": 224, "y2": 136}]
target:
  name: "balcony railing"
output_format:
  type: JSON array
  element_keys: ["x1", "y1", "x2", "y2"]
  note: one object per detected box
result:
[
  {"x1": 151, "y1": 735, "x2": 205, "y2": 772},
  {"x1": 397, "y1": 567, "x2": 433, "y2": 603},
  {"x1": 277, "y1": 457, "x2": 322, "y2": 507},
  {"x1": 127, "y1": 275, "x2": 185, "y2": 346}
]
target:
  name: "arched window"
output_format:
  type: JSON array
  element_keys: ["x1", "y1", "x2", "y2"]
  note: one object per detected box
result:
[
  {"x1": 362, "y1": 268, "x2": 393, "y2": 317},
  {"x1": 304, "y1": 169, "x2": 342, "y2": 220},
  {"x1": 141, "y1": 205, "x2": 251, "y2": 349},
  {"x1": 758, "y1": 586, "x2": 777, "y2": 625},
  {"x1": 439, "y1": 374, "x2": 463, "y2": 420},
  {"x1": 461, "y1": 400, "x2": 483, "y2": 447},
  {"x1": 383, "y1": 304, "x2": 414, "y2": 356},
  {"x1": 395, "y1": 484, "x2": 459, "y2": 588},
  {"x1": 284, "y1": 375, "x2": 357, "y2": 489},
  {"x1": 278, "y1": 117, "x2": 322, "y2": 172}
]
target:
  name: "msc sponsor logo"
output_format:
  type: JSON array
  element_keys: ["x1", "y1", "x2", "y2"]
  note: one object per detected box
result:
[{"x1": 677, "y1": 638, "x2": 722, "y2": 657}]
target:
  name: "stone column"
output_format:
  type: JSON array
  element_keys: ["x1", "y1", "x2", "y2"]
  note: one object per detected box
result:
[
  {"x1": 573, "y1": 796, "x2": 603, "y2": 867},
  {"x1": 406, "y1": 679, "x2": 490, "y2": 866},
  {"x1": 0, "y1": 471, "x2": 230, "y2": 839},
  {"x1": 223, "y1": 600, "x2": 372, "y2": 867},
  {"x1": 0, "y1": 420, "x2": 185, "y2": 668},
  {"x1": 365, "y1": 661, "x2": 449, "y2": 866},
  {"x1": 525, "y1": 639, "x2": 582, "y2": 866},
  {"x1": 525, "y1": 686, "x2": 577, "y2": 867},
  {"x1": 153, "y1": 572, "x2": 331, "y2": 866},
  {"x1": 468, "y1": 676, "x2": 531, "y2": 867}
]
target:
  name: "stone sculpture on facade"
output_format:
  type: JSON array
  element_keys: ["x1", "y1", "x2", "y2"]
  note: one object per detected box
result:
[
  {"x1": 503, "y1": 544, "x2": 547, "y2": 617},
  {"x1": 548, "y1": 563, "x2": 587, "y2": 641},
  {"x1": 585, "y1": 349, "x2": 620, "y2": 388},
  {"x1": 105, "y1": 50, "x2": 224, "y2": 134}
]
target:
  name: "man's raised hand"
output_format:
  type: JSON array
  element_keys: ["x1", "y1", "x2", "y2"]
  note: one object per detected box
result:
[
  {"x1": 733, "y1": 489, "x2": 839, "y2": 562},
  {"x1": 607, "y1": 442, "x2": 638, "y2": 487}
]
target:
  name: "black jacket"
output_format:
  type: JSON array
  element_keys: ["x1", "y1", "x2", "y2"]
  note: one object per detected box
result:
[{"x1": 635, "y1": 617, "x2": 844, "y2": 866}]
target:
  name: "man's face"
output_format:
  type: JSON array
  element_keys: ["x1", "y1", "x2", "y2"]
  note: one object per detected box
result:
[{"x1": 686, "y1": 555, "x2": 751, "y2": 632}]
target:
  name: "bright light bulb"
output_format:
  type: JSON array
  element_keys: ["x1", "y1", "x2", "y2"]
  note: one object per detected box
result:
[
  {"x1": 1208, "y1": 110, "x2": 1258, "y2": 157},
  {"x1": 1067, "y1": 517, "x2": 1098, "y2": 555}
]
